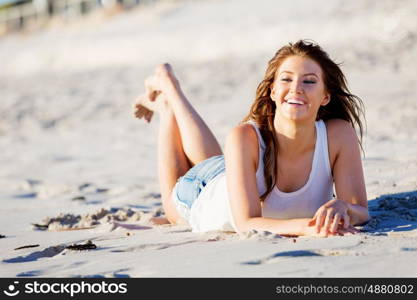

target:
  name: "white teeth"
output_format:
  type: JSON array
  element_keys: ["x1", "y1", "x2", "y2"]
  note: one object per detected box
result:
[{"x1": 286, "y1": 99, "x2": 304, "y2": 105}]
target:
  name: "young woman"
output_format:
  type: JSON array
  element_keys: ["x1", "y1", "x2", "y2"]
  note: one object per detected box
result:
[{"x1": 134, "y1": 40, "x2": 370, "y2": 237}]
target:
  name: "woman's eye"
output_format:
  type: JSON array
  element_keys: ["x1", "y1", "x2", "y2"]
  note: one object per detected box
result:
[{"x1": 280, "y1": 78, "x2": 316, "y2": 84}]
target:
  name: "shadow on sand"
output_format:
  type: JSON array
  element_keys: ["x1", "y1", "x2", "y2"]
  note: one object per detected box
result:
[{"x1": 360, "y1": 190, "x2": 417, "y2": 234}]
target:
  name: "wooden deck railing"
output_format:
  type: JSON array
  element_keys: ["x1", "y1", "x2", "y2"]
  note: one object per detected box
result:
[{"x1": 0, "y1": 0, "x2": 156, "y2": 33}]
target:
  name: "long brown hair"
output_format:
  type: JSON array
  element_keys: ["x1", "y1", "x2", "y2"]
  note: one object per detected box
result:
[{"x1": 242, "y1": 39, "x2": 366, "y2": 202}]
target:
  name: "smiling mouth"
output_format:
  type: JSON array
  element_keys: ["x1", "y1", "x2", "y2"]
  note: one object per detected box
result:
[{"x1": 283, "y1": 98, "x2": 307, "y2": 106}]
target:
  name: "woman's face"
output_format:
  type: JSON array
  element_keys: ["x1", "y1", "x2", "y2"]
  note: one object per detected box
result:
[{"x1": 271, "y1": 55, "x2": 330, "y2": 122}]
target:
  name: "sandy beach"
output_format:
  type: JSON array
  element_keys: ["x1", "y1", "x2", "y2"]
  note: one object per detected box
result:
[{"x1": 1, "y1": 0, "x2": 417, "y2": 277}]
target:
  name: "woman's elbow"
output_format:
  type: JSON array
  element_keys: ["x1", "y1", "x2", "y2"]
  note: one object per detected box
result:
[
  {"x1": 353, "y1": 210, "x2": 371, "y2": 226},
  {"x1": 233, "y1": 217, "x2": 253, "y2": 233}
]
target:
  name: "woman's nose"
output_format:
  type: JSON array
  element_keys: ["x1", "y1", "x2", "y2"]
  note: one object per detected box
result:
[{"x1": 290, "y1": 80, "x2": 303, "y2": 94}]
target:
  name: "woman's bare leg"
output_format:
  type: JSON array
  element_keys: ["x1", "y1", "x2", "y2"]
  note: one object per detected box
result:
[
  {"x1": 166, "y1": 88, "x2": 223, "y2": 166},
  {"x1": 157, "y1": 106, "x2": 190, "y2": 224},
  {"x1": 134, "y1": 64, "x2": 223, "y2": 223},
  {"x1": 144, "y1": 64, "x2": 223, "y2": 166},
  {"x1": 135, "y1": 90, "x2": 222, "y2": 166},
  {"x1": 135, "y1": 94, "x2": 187, "y2": 224}
]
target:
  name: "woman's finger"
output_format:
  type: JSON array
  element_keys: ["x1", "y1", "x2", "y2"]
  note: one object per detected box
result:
[
  {"x1": 323, "y1": 209, "x2": 335, "y2": 234},
  {"x1": 343, "y1": 213, "x2": 350, "y2": 229},
  {"x1": 309, "y1": 210, "x2": 319, "y2": 226},
  {"x1": 330, "y1": 213, "x2": 342, "y2": 233},
  {"x1": 308, "y1": 218, "x2": 316, "y2": 226},
  {"x1": 310, "y1": 211, "x2": 318, "y2": 224},
  {"x1": 314, "y1": 209, "x2": 326, "y2": 233}
]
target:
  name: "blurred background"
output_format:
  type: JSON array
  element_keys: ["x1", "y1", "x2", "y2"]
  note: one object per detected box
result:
[
  {"x1": 0, "y1": 0, "x2": 142, "y2": 33},
  {"x1": 0, "y1": 0, "x2": 416, "y2": 207}
]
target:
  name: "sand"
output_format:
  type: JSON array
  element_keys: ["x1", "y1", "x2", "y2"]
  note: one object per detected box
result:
[{"x1": 1, "y1": 0, "x2": 417, "y2": 277}]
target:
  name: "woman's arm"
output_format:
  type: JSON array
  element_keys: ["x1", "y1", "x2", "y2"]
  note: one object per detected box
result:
[
  {"x1": 224, "y1": 124, "x2": 328, "y2": 236},
  {"x1": 313, "y1": 119, "x2": 370, "y2": 234},
  {"x1": 237, "y1": 217, "x2": 315, "y2": 236},
  {"x1": 224, "y1": 124, "x2": 260, "y2": 231}
]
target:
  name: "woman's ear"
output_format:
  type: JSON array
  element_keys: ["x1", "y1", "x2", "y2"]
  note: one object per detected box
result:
[
  {"x1": 321, "y1": 94, "x2": 331, "y2": 106},
  {"x1": 270, "y1": 86, "x2": 276, "y2": 102}
]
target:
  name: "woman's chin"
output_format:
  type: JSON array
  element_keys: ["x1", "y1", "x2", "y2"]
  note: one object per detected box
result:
[{"x1": 279, "y1": 110, "x2": 309, "y2": 122}]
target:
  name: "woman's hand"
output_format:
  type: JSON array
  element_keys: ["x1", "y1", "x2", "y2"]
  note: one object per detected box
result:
[
  {"x1": 310, "y1": 198, "x2": 353, "y2": 236},
  {"x1": 303, "y1": 217, "x2": 359, "y2": 237}
]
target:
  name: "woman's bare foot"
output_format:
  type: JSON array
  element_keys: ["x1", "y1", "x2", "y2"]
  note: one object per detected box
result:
[
  {"x1": 133, "y1": 93, "x2": 169, "y2": 123},
  {"x1": 145, "y1": 63, "x2": 181, "y2": 102},
  {"x1": 133, "y1": 63, "x2": 180, "y2": 123},
  {"x1": 154, "y1": 63, "x2": 180, "y2": 93},
  {"x1": 133, "y1": 95, "x2": 154, "y2": 123}
]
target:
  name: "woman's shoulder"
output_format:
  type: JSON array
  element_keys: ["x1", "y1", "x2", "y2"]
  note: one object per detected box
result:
[
  {"x1": 225, "y1": 123, "x2": 259, "y2": 166},
  {"x1": 226, "y1": 123, "x2": 259, "y2": 147},
  {"x1": 324, "y1": 118, "x2": 360, "y2": 166},
  {"x1": 324, "y1": 119, "x2": 358, "y2": 144}
]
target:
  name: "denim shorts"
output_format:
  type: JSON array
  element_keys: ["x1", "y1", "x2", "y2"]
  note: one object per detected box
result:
[{"x1": 172, "y1": 155, "x2": 225, "y2": 220}]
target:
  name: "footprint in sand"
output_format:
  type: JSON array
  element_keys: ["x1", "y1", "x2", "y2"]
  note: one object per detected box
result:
[
  {"x1": 77, "y1": 269, "x2": 131, "y2": 278},
  {"x1": 78, "y1": 183, "x2": 109, "y2": 194},
  {"x1": 13, "y1": 192, "x2": 38, "y2": 199},
  {"x1": 17, "y1": 270, "x2": 42, "y2": 277},
  {"x1": 242, "y1": 250, "x2": 322, "y2": 265},
  {"x1": 242, "y1": 246, "x2": 367, "y2": 265},
  {"x1": 143, "y1": 192, "x2": 161, "y2": 199},
  {"x1": 401, "y1": 247, "x2": 417, "y2": 252},
  {"x1": 111, "y1": 240, "x2": 200, "y2": 253}
]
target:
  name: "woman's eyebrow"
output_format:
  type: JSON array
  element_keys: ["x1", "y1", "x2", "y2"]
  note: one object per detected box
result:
[{"x1": 279, "y1": 71, "x2": 319, "y2": 78}]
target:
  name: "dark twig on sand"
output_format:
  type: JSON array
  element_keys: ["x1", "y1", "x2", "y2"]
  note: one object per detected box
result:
[
  {"x1": 32, "y1": 223, "x2": 49, "y2": 230},
  {"x1": 66, "y1": 240, "x2": 97, "y2": 251},
  {"x1": 14, "y1": 244, "x2": 40, "y2": 250}
]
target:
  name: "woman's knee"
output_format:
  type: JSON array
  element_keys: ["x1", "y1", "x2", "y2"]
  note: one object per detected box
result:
[{"x1": 162, "y1": 193, "x2": 182, "y2": 224}]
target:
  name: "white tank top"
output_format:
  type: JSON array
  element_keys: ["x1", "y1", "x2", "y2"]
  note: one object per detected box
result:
[{"x1": 188, "y1": 120, "x2": 334, "y2": 233}]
